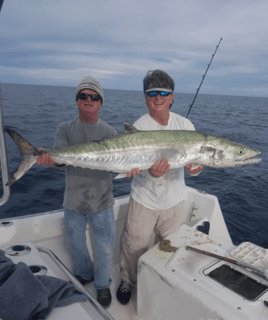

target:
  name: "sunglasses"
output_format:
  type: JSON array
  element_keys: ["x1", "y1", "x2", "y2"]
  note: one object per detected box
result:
[
  {"x1": 146, "y1": 91, "x2": 171, "y2": 97},
  {"x1": 78, "y1": 93, "x2": 101, "y2": 102}
]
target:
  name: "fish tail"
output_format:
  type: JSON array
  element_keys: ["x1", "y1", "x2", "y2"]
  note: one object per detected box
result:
[{"x1": 5, "y1": 129, "x2": 41, "y2": 186}]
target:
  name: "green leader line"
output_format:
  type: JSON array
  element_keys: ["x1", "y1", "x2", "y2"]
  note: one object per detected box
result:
[{"x1": 186, "y1": 38, "x2": 222, "y2": 118}]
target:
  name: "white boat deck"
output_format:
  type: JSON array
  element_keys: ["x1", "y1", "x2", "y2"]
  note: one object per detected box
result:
[{"x1": 1, "y1": 189, "x2": 268, "y2": 319}]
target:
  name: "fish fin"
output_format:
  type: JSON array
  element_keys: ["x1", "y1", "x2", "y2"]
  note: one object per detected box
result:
[
  {"x1": 5, "y1": 129, "x2": 40, "y2": 185},
  {"x1": 5, "y1": 129, "x2": 40, "y2": 155},
  {"x1": 114, "y1": 172, "x2": 128, "y2": 179},
  {"x1": 6, "y1": 158, "x2": 37, "y2": 186},
  {"x1": 123, "y1": 122, "x2": 140, "y2": 133},
  {"x1": 190, "y1": 164, "x2": 201, "y2": 170}
]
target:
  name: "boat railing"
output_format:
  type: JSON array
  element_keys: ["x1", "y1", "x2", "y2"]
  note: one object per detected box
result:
[{"x1": 0, "y1": 81, "x2": 11, "y2": 206}]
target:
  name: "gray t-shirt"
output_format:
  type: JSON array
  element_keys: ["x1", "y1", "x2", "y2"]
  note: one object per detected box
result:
[{"x1": 54, "y1": 117, "x2": 117, "y2": 214}]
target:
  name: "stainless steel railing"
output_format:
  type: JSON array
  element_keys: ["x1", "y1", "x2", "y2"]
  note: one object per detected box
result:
[
  {"x1": 0, "y1": 81, "x2": 11, "y2": 206},
  {"x1": 37, "y1": 247, "x2": 116, "y2": 320}
]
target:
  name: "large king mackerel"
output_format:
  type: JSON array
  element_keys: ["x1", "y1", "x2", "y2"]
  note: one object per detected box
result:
[{"x1": 5, "y1": 122, "x2": 261, "y2": 186}]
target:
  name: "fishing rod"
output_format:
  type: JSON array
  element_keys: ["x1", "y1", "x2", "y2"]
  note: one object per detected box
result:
[
  {"x1": 185, "y1": 38, "x2": 222, "y2": 118},
  {"x1": 0, "y1": 0, "x2": 4, "y2": 12}
]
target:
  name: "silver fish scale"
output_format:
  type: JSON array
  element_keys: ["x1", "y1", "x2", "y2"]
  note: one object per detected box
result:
[{"x1": 50, "y1": 144, "x2": 186, "y2": 173}]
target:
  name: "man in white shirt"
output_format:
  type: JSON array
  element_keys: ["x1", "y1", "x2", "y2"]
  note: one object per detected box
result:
[{"x1": 117, "y1": 70, "x2": 203, "y2": 305}]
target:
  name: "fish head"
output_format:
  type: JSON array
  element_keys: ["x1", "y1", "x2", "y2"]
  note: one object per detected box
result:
[{"x1": 202, "y1": 137, "x2": 262, "y2": 167}]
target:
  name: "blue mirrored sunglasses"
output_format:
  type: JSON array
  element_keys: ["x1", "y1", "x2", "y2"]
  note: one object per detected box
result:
[{"x1": 146, "y1": 91, "x2": 171, "y2": 97}]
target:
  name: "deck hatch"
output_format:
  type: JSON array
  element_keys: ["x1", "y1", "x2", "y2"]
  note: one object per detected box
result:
[{"x1": 205, "y1": 264, "x2": 268, "y2": 301}]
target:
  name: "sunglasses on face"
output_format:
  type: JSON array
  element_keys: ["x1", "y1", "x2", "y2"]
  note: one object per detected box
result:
[
  {"x1": 78, "y1": 93, "x2": 101, "y2": 102},
  {"x1": 146, "y1": 91, "x2": 171, "y2": 97}
]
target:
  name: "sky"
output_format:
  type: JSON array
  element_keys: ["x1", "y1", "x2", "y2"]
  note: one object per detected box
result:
[{"x1": 0, "y1": 0, "x2": 268, "y2": 97}]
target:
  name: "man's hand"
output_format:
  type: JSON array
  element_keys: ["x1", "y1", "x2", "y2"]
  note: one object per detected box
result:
[
  {"x1": 126, "y1": 159, "x2": 170, "y2": 178},
  {"x1": 185, "y1": 164, "x2": 204, "y2": 176},
  {"x1": 149, "y1": 159, "x2": 170, "y2": 177},
  {"x1": 127, "y1": 168, "x2": 142, "y2": 178},
  {"x1": 36, "y1": 149, "x2": 55, "y2": 167}
]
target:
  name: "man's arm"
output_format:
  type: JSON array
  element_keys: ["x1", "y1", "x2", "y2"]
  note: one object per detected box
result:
[
  {"x1": 127, "y1": 159, "x2": 170, "y2": 178},
  {"x1": 127, "y1": 161, "x2": 204, "y2": 178}
]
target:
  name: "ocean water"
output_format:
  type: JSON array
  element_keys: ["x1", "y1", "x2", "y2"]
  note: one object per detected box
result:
[{"x1": 0, "y1": 83, "x2": 267, "y2": 247}]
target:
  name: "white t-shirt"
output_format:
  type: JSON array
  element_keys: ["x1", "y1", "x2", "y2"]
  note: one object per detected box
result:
[{"x1": 130, "y1": 112, "x2": 195, "y2": 210}]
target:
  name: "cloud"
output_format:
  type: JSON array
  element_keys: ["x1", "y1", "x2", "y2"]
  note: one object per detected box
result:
[{"x1": 0, "y1": 0, "x2": 268, "y2": 97}]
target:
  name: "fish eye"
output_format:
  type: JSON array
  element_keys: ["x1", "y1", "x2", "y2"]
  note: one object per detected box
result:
[{"x1": 237, "y1": 149, "x2": 245, "y2": 156}]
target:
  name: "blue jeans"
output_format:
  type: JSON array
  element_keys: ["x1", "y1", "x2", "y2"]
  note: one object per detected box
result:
[{"x1": 63, "y1": 207, "x2": 115, "y2": 290}]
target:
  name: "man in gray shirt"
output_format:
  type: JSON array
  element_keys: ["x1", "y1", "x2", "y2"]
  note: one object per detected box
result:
[{"x1": 37, "y1": 76, "x2": 117, "y2": 309}]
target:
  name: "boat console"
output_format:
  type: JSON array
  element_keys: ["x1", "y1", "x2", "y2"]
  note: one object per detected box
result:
[{"x1": 138, "y1": 221, "x2": 268, "y2": 320}]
